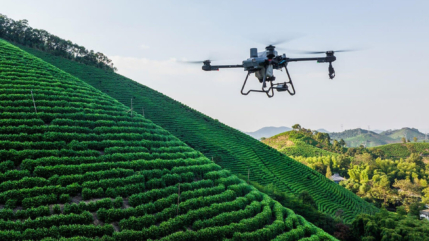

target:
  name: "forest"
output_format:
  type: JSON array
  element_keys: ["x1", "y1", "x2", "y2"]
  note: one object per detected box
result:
[
  {"x1": 0, "y1": 14, "x2": 116, "y2": 72},
  {"x1": 263, "y1": 125, "x2": 429, "y2": 240}
]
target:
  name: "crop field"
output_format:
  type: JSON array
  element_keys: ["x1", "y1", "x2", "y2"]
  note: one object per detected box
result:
[
  {"x1": 14, "y1": 42, "x2": 378, "y2": 223},
  {"x1": 0, "y1": 39, "x2": 338, "y2": 240},
  {"x1": 262, "y1": 138, "x2": 338, "y2": 158},
  {"x1": 370, "y1": 143, "x2": 429, "y2": 159}
]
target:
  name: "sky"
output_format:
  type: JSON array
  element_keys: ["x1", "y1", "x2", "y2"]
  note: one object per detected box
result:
[{"x1": 2, "y1": 0, "x2": 429, "y2": 133}]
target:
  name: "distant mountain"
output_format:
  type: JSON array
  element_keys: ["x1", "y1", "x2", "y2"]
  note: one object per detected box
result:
[
  {"x1": 372, "y1": 129, "x2": 385, "y2": 134},
  {"x1": 317, "y1": 129, "x2": 330, "y2": 133},
  {"x1": 380, "y1": 128, "x2": 426, "y2": 141},
  {"x1": 245, "y1": 126, "x2": 292, "y2": 139},
  {"x1": 330, "y1": 127, "x2": 426, "y2": 147}
]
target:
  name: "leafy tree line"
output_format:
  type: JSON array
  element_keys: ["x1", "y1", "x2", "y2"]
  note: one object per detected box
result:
[
  {"x1": 0, "y1": 14, "x2": 116, "y2": 72},
  {"x1": 246, "y1": 177, "x2": 429, "y2": 241},
  {"x1": 288, "y1": 124, "x2": 429, "y2": 211},
  {"x1": 280, "y1": 125, "x2": 429, "y2": 240}
]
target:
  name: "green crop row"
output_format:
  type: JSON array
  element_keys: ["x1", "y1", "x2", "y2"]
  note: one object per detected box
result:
[
  {"x1": 22, "y1": 194, "x2": 57, "y2": 209},
  {"x1": 128, "y1": 179, "x2": 213, "y2": 206},
  {"x1": 0, "y1": 211, "x2": 93, "y2": 231},
  {"x1": 0, "y1": 224, "x2": 114, "y2": 241},
  {"x1": 0, "y1": 39, "x2": 337, "y2": 240},
  {"x1": 0, "y1": 206, "x2": 50, "y2": 220}
]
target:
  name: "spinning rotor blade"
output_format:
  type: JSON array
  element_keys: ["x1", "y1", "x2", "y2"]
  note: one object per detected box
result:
[
  {"x1": 288, "y1": 48, "x2": 360, "y2": 54},
  {"x1": 248, "y1": 33, "x2": 304, "y2": 47},
  {"x1": 177, "y1": 59, "x2": 218, "y2": 64}
]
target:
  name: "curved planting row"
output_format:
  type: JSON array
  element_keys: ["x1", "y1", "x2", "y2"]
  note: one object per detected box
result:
[
  {"x1": 0, "y1": 39, "x2": 335, "y2": 240},
  {"x1": 16, "y1": 39, "x2": 378, "y2": 222}
]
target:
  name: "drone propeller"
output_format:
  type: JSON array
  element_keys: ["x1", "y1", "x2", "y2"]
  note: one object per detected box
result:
[
  {"x1": 177, "y1": 59, "x2": 214, "y2": 64},
  {"x1": 248, "y1": 34, "x2": 304, "y2": 48},
  {"x1": 288, "y1": 49, "x2": 360, "y2": 54}
]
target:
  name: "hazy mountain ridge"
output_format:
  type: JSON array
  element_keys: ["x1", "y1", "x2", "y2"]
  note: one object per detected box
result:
[
  {"x1": 331, "y1": 127, "x2": 427, "y2": 147},
  {"x1": 245, "y1": 126, "x2": 292, "y2": 139},
  {"x1": 245, "y1": 126, "x2": 330, "y2": 139}
]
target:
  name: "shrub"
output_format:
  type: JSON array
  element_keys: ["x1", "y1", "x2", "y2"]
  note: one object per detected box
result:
[
  {"x1": 113, "y1": 196, "x2": 123, "y2": 208},
  {"x1": 59, "y1": 194, "x2": 71, "y2": 203},
  {"x1": 53, "y1": 204, "x2": 61, "y2": 214},
  {"x1": 5, "y1": 199, "x2": 17, "y2": 209}
]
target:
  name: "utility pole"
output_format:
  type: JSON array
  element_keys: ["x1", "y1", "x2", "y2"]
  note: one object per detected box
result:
[
  {"x1": 341, "y1": 124, "x2": 343, "y2": 132},
  {"x1": 31, "y1": 90, "x2": 37, "y2": 114},
  {"x1": 176, "y1": 183, "x2": 180, "y2": 216},
  {"x1": 247, "y1": 168, "x2": 250, "y2": 184},
  {"x1": 130, "y1": 98, "x2": 133, "y2": 117}
]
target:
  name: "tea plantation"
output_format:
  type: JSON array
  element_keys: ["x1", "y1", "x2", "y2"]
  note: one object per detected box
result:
[
  {"x1": 0, "y1": 39, "x2": 339, "y2": 240},
  {"x1": 14, "y1": 43, "x2": 379, "y2": 223},
  {"x1": 370, "y1": 143, "x2": 429, "y2": 159}
]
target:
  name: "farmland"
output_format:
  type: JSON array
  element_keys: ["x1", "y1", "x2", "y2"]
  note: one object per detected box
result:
[
  {"x1": 370, "y1": 142, "x2": 429, "y2": 159},
  {"x1": 14, "y1": 42, "x2": 379, "y2": 223},
  {"x1": 0, "y1": 39, "x2": 337, "y2": 240}
]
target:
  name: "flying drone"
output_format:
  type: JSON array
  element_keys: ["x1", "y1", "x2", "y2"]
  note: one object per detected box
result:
[{"x1": 184, "y1": 43, "x2": 354, "y2": 98}]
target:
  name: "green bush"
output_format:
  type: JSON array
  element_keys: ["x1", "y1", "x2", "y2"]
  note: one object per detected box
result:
[
  {"x1": 5, "y1": 199, "x2": 17, "y2": 209},
  {"x1": 113, "y1": 196, "x2": 123, "y2": 208},
  {"x1": 53, "y1": 204, "x2": 61, "y2": 214},
  {"x1": 59, "y1": 194, "x2": 71, "y2": 203}
]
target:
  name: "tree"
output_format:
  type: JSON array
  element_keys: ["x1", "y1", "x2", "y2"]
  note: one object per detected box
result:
[
  {"x1": 406, "y1": 153, "x2": 424, "y2": 168},
  {"x1": 298, "y1": 191, "x2": 317, "y2": 209},
  {"x1": 354, "y1": 153, "x2": 373, "y2": 165},
  {"x1": 292, "y1": 124, "x2": 301, "y2": 131},
  {"x1": 260, "y1": 137, "x2": 266, "y2": 141},
  {"x1": 339, "y1": 139, "x2": 346, "y2": 147},
  {"x1": 370, "y1": 175, "x2": 394, "y2": 205},
  {"x1": 402, "y1": 137, "x2": 406, "y2": 144},
  {"x1": 413, "y1": 136, "x2": 418, "y2": 142},
  {"x1": 326, "y1": 166, "x2": 333, "y2": 179}
]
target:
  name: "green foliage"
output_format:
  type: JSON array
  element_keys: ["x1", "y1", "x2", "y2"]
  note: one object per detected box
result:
[
  {"x1": 0, "y1": 14, "x2": 116, "y2": 72},
  {"x1": 349, "y1": 208, "x2": 429, "y2": 241},
  {"x1": 17, "y1": 35, "x2": 377, "y2": 224},
  {"x1": 0, "y1": 38, "x2": 336, "y2": 240},
  {"x1": 370, "y1": 142, "x2": 429, "y2": 159},
  {"x1": 59, "y1": 194, "x2": 70, "y2": 204}
]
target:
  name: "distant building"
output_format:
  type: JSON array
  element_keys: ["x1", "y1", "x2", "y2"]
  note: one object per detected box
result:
[
  {"x1": 330, "y1": 173, "x2": 345, "y2": 184},
  {"x1": 420, "y1": 209, "x2": 429, "y2": 220}
]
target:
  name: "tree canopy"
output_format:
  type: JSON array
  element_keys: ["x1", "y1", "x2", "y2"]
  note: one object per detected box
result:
[{"x1": 0, "y1": 14, "x2": 116, "y2": 72}]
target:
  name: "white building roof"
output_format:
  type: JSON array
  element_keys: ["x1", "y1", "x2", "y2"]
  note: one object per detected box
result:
[{"x1": 331, "y1": 173, "x2": 345, "y2": 181}]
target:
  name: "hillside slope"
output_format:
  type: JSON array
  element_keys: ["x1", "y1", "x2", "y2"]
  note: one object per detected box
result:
[
  {"x1": 330, "y1": 128, "x2": 427, "y2": 147},
  {"x1": 14, "y1": 42, "x2": 378, "y2": 223},
  {"x1": 262, "y1": 132, "x2": 338, "y2": 158},
  {"x1": 0, "y1": 39, "x2": 335, "y2": 240},
  {"x1": 370, "y1": 143, "x2": 429, "y2": 159},
  {"x1": 245, "y1": 126, "x2": 292, "y2": 140}
]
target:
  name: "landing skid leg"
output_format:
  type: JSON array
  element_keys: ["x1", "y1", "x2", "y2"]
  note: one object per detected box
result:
[{"x1": 241, "y1": 71, "x2": 275, "y2": 98}]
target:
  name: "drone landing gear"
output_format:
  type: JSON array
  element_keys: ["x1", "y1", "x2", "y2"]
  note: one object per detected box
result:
[{"x1": 241, "y1": 66, "x2": 296, "y2": 98}]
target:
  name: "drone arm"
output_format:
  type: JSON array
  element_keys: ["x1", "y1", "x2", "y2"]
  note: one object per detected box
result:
[
  {"x1": 203, "y1": 64, "x2": 243, "y2": 71},
  {"x1": 286, "y1": 57, "x2": 334, "y2": 63}
]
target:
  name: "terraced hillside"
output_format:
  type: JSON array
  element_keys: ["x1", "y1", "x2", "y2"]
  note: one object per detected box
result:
[
  {"x1": 13, "y1": 42, "x2": 378, "y2": 223},
  {"x1": 370, "y1": 143, "x2": 429, "y2": 159},
  {"x1": 0, "y1": 39, "x2": 336, "y2": 240},
  {"x1": 262, "y1": 132, "x2": 338, "y2": 158}
]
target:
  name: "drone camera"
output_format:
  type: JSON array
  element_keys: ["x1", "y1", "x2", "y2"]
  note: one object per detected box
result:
[{"x1": 275, "y1": 83, "x2": 288, "y2": 92}]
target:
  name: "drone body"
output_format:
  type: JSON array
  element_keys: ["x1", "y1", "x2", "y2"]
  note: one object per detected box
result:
[{"x1": 201, "y1": 45, "x2": 338, "y2": 98}]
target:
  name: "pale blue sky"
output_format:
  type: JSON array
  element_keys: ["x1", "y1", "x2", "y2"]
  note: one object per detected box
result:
[{"x1": 2, "y1": 0, "x2": 429, "y2": 133}]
